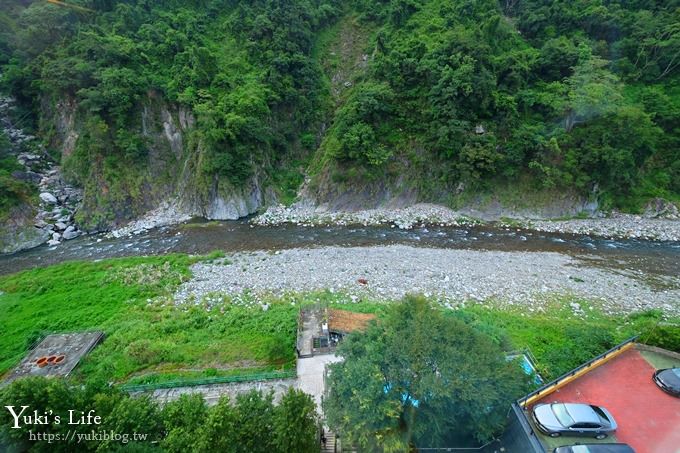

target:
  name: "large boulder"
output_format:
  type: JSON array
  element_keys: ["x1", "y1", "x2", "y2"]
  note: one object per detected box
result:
[
  {"x1": 62, "y1": 226, "x2": 80, "y2": 240},
  {"x1": 39, "y1": 192, "x2": 58, "y2": 204}
]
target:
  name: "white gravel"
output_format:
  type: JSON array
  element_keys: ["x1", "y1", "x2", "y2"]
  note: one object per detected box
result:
[
  {"x1": 108, "y1": 200, "x2": 191, "y2": 238},
  {"x1": 254, "y1": 203, "x2": 680, "y2": 241},
  {"x1": 526, "y1": 215, "x2": 680, "y2": 242},
  {"x1": 252, "y1": 203, "x2": 479, "y2": 229},
  {"x1": 174, "y1": 245, "x2": 680, "y2": 316}
]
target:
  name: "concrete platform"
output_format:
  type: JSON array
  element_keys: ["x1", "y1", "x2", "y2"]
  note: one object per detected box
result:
[
  {"x1": 4, "y1": 332, "x2": 104, "y2": 383},
  {"x1": 296, "y1": 354, "x2": 343, "y2": 413}
]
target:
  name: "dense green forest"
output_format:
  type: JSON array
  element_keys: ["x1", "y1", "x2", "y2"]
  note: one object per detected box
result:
[
  {"x1": 320, "y1": 0, "x2": 680, "y2": 209},
  {"x1": 0, "y1": 0, "x2": 678, "y2": 225}
]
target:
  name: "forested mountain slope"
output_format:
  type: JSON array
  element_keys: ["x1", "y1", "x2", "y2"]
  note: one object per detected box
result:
[
  {"x1": 1, "y1": 0, "x2": 678, "y2": 231},
  {"x1": 308, "y1": 0, "x2": 680, "y2": 213}
]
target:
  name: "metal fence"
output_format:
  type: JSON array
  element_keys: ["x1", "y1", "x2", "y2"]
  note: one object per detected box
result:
[{"x1": 120, "y1": 369, "x2": 296, "y2": 392}]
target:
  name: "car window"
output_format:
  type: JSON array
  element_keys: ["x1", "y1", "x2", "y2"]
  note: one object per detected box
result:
[
  {"x1": 572, "y1": 422, "x2": 601, "y2": 429},
  {"x1": 591, "y1": 406, "x2": 610, "y2": 423},
  {"x1": 552, "y1": 404, "x2": 574, "y2": 426},
  {"x1": 673, "y1": 369, "x2": 680, "y2": 379}
]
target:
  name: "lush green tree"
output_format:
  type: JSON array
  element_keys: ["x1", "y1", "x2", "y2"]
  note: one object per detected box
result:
[
  {"x1": 160, "y1": 394, "x2": 208, "y2": 452},
  {"x1": 231, "y1": 391, "x2": 275, "y2": 453},
  {"x1": 1, "y1": 0, "x2": 679, "y2": 217},
  {"x1": 272, "y1": 389, "x2": 319, "y2": 453},
  {"x1": 0, "y1": 378, "x2": 319, "y2": 452},
  {"x1": 563, "y1": 105, "x2": 661, "y2": 197},
  {"x1": 323, "y1": 295, "x2": 533, "y2": 451},
  {"x1": 563, "y1": 56, "x2": 622, "y2": 132}
]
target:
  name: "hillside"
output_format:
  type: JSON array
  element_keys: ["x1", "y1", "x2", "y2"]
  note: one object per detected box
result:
[{"x1": 1, "y1": 0, "x2": 679, "y2": 235}]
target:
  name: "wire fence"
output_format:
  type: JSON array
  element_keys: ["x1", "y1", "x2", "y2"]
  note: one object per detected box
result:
[{"x1": 120, "y1": 369, "x2": 296, "y2": 392}]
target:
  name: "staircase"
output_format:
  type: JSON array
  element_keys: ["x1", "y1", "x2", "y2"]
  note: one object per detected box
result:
[{"x1": 321, "y1": 430, "x2": 336, "y2": 453}]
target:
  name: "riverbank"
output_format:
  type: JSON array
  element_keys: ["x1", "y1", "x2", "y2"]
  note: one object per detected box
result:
[
  {"x1": 1, "y1": 253, "x2": 677, "y2": 388},
  {"x1": 525, "y1": 214, "x2": 680, "y2": 242},
  {"x1": 38, "y1": 200, "x2": 680, "y2": 248},
  {"x1": 252, "y1": 203, "x2": 680, "y2": 241},
  {"x1": 174, "y1": 245, "x2": 680, "y2": 316}
]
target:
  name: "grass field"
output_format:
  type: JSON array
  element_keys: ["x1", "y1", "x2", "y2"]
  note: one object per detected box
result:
[
  {"x1": 0, "y1": 258, "x2": 677, "y2": 386},
  {"x1": 0, "y1": 255, "x2": 298, "y2": 385}
]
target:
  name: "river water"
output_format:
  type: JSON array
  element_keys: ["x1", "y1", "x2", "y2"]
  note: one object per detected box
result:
[{"x1": 1, "y1": 220, "x2": 679, "y2": 283}]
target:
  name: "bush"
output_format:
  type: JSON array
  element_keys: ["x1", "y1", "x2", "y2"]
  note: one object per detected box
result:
[
  {"x1": 541, "y1": 325, "x2": 616, "y2": 377},
  {"x1": 642, "y1": 324, "x2": 680, "y2": 353}
]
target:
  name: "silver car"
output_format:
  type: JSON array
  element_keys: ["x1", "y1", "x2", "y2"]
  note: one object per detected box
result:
[{"x1": 532, "y1": 403, "x2": 617, "y2": 439}]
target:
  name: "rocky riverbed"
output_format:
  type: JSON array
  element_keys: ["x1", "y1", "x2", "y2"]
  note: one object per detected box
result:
[
  {"x1": 251, "y1": 203, "x2": 480, "y2": 229},
  {"x1": 525, "y1": 214, "x2": 680, "y2": 242},
  {"x1": 252, "y1": 203, "x2": 680, "y2": 241},
  {"x1": 174, "y1": 245, "x2": 680, "y2": 316}
]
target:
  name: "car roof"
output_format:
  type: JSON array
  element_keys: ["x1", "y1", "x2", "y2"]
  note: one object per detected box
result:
[
  {"x1": 567, "y1": 444, "x2": 635, "y2": 453},
  {"x1": 562, "y1": 403, "x2": 600, "y2": 424}
]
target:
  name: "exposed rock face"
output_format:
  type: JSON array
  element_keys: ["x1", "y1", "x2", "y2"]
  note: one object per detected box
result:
[
  {"x1": 202, "y1": 177, "x2": 264, "y2": 220},
  {"x1": 643, "y1": 198, "x2": 679, "y2": 219},
  {"x1": 302, "y1": 166, "x2": 600, "y2": 221},
  {"x1": 39, "y1": 192, "x2": 58, "y2": 204},
  {"x1": 44, "y1": 93, "x2": 272, "y2": 237},
  {"x1": 0, "y1": 204, "x2": 50, "y2": 254}
]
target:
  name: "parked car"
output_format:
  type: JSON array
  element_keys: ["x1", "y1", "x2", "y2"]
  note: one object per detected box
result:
[
  {"x1": 653, "y1": 368, "x2": 680, "y2": 397},
  {"x1": 554, "y1": 444, "x2": 635, "y2": 453},
  {"x1": 532, "y1": 403, "x2": 617, "y2": 439}
]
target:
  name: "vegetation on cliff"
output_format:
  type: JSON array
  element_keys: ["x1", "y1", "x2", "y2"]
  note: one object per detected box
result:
[
  {"x1": 316, "y1": 0, "x2": 680, "y2": 210},
  {"x1": 0, "y1": 130, "x2": 33, "y2": 219},
  {"x1": 0, "y1": 0, "x2": 679, "y2": 225},
  {"x1": 1, "y1": 0, "x2": 340, "y2": 227}
]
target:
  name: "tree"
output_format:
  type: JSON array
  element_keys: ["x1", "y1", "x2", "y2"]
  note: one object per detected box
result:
[
  {"x1": 195, "y1": 396, "x2": 240, "y2": 452},
  {"x1": 0, "y1": 378, "x2": 319, "y2": 452},
  {"x1": 231, "y1": 391, "x2": 275, "y2": 453},
  {"x1": 323, "y1": 296, "x2": 532, "y2": 451},
  {"x1": 272, "y1": 389, "x2": 319, "y2": 453},
  {"x1": 160, "y1": 394, "x2": 208, "y2": 453},
  {"x1": 564, "y1": 56, "x2": 622, "y2": 132}
]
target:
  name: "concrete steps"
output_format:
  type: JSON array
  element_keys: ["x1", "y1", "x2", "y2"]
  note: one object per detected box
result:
[{"x1": 321, "y1": 430, "x2": 335, "y2": 452}]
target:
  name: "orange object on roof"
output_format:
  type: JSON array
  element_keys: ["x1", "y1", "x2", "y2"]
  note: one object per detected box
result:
[{"x1": 328, "y1": 309, "x2": 376, "y2": 334}]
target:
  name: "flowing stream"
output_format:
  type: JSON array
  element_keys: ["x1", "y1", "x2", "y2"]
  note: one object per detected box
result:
[{"x1": 1, "y1": 220, "x2": 678, "y2": 287}]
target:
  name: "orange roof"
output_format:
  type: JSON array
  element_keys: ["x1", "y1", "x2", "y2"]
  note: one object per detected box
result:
[{"x1": 328, "y1": 309, "x2": 376, "y2": 333}]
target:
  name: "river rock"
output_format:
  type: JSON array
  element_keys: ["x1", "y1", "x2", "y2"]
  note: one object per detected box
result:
[
  {"x1": 52, "y1": 232, "x2": 62, "y2": 241},
  {"x1": 11, "y1": 170, "x2": 42, "y2": 184},
  {"x1": 47, "y1": 239, "x2": 60, "y2": 246},
  {"x1": 39, "y1": 192, "x2": 58, "y2": 204},
  {"x1": 62, "y1": 226, "x2": 79, "y2": 240},
  {"x1": 54, "y1": 222, "x2": 68, "y2": 231}
]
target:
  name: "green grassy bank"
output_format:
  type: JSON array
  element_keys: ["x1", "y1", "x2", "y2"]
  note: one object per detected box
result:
[{"x1": 0, "y1": 257, "x2": 677, "y2": 386}]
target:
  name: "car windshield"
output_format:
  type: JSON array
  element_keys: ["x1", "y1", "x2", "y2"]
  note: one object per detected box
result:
[
  {"x1": 673, "y1": 369, "x2": 680, "y2": 379},
  {"x1": 552, "y1": 404, "x2": 575, "y2": 426},
  {"x1": 570, "y1": 447, "x2": 591, "y2": 453},
  {"x1": 591, "y1": 405, "x2": 609, "y2": 423}
]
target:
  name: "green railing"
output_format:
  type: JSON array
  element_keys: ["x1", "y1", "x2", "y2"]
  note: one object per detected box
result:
[{"x1": 120, "y1": 369, "x2": 297, "y2": 392}]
